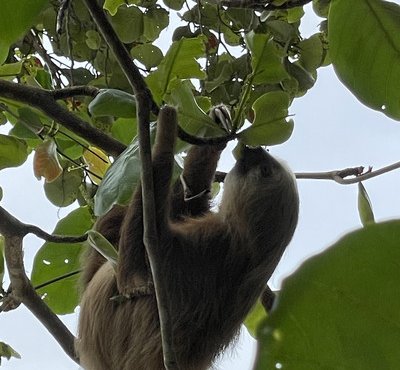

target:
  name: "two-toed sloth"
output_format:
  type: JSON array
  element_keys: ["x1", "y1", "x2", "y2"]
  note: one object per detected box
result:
[{"x1": 77, "y1": 106, "x2": 299, "y2": 370}]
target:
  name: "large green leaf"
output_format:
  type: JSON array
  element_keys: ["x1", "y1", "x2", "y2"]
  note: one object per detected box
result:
[
  {"x1": 110, "y1": 5, "x2": 144, "y2": 43},
  {"x1": 0, "y1": 0, "x2": 48, "y2": 63},
  {"x1": 329, "y1": 0, "x2": 400, "y2": 120},
  {"x1": 88, "y1": 89, "x2": 137, "y2": 118},
  {"x1": 31, "y1": 207, "x2": 93, "y2": 315},
  {"x1": 0, "y1": 134, "x2": 28, "y2": 170},
  {"x1": 245, "y1": 32, "x2": 289, "y2": 85},
  {"x1": 239, "y1": 91, "x2": 294, "y2": 146},
  {"x1": 131, "y1": 44, "x2": 164, "y2": 69},
  {"x1": 168, "y1": 79, "x2": 226, "y2": 137},
  {"x1": 94, "y1": 139, "x2": 142, "y2": 216},
  {"x1": 146, "y1": 36, "x2": 207, "y2": 102},
  {"x1": 255, "y1": 220, "x2": 400, "y2": 370}
]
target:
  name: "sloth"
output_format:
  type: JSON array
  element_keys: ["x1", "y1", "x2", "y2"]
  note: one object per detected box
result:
[{"x1": 77, "y1": 105, "x2": 299, "y2": 370}]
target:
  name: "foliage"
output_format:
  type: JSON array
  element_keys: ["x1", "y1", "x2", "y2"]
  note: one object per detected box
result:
[
  {"x1": 255, "y1": 221, "x2": 400, "y2": 370},
  {"x1": 0, "y1": 0, "x2": 399, "y2": 368},
  {"x1": 31, "y1": 206, "x2": 94, "y2": 314}
]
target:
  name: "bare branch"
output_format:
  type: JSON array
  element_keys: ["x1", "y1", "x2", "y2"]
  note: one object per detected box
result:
[
  {"x1": 0, "y1": 207, "x2": 80, "y2": 364},
  {"x1": 0, "y1": 79, "x2": 126, "y2": 156},
  {"x1": 295, "y1": 161, "x2": 400, "y2": 185},
  {"x1": 214, "y1": 161, "x2": 400, "y2": 184}
]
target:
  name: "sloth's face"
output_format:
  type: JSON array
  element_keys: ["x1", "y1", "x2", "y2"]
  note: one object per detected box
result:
[
  {"x1": 233, "y1": 146, "x2": 281, "y2": 178},
  {"x1": 221, "y1": 146, "x2": 297, "y2": 216}
]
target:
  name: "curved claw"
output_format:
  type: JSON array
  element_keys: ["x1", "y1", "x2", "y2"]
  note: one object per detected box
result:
[{"x1": 209, "y1": 104, "x2": 232, "y2": 133}]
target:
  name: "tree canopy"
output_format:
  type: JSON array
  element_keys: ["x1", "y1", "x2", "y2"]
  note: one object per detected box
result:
[{"x1": 0, "y1": 0, "x2": 400, "y2": 368}]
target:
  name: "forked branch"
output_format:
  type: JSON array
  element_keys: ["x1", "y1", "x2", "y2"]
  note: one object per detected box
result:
[{"x1": 0, "y1": 206, "x2": 83, "y2": 364}]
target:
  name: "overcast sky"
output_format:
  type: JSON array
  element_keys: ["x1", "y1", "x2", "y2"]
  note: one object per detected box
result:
[{"x1": 1, "y1": 4, "x2": 400, "y2": 369}]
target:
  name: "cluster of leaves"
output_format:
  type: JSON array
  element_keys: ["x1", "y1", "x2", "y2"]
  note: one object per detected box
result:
[{"x1": 0, "y1": 0, "x2": 400, "y2": 367}]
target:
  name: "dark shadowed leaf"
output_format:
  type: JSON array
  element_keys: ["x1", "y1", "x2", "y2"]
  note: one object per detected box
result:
[
  {"x1": 255, "y1": 220, "x2": 400, "y2": 370},
  {"x1": 329, "y1": 0, "x2": 400, "y2": 120},
  {"x1": 31, "y1": 207, "x2": 93, "y2": 314},
  {"x1": 0, "y1": 135, "x2": 28, "y2": 170}
]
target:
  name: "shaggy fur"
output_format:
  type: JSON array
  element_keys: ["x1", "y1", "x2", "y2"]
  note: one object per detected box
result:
[{"x1": 77, "y1": 106, "x2": 299, "y2": 370}]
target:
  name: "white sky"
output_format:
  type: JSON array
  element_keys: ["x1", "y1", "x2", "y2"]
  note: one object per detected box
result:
[{"x1": 1, "y1": 4, "x2": 400, "y2": 369}]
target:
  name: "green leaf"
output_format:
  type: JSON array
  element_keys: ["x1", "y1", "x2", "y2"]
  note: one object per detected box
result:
[
  {"x1": 131, "y1": 44, "x2": 163, "y2": 69},
  {"x1": 31, "y1": 207, "x2": 93, "y2": 315},
  {"x1": 255, "y1": 220, "x2": 400, "y2": 370},
  {"x1": 44, "y1": 166, "x2": 83, "y2": 207},
  {"x1": 0, "y1": 62, "x2": 23, "y2": 77},
  {"x1": 313, "y1": 0, "x2": 331, "y2": 18},
  {"x1": 358, "y1": 182, "x2": 375, "y2": 226},
  {"x1": 329, "y1": 0, "x2": 400, "y2": 120},
  {"x1": 104, "y1": 0, "x2": 125, "y2": 15},
  {"x1": 244, "y1": 300, "x2": 268, "y2": 338},
  {"x1": 111, "y1": 117, "x2": 137, "y2": 145},
  {"x1": 110, "y1": 5, "x2": 144, "y2": 43},
  {"x1": 87, "y1": 230, "x2": 118, "y2": 267},
  {"x1": 85, "y1": 30, "x2": 102, "y2": 50},
  {"x1": 143, "y1": 7, "x2": 169, "y2": 42},
  {"x1": 0, "y1": 134, "x2": 28, "y2": 170},
  {"x1": 168, "y1": 79, "x2": 226, "y2": 137},
  {"x1": 0, "y1": 341, "x2": 21, "y2": 363},
  {"x1": 245, "y1": 32, "x2": 289, "y2": 85},
  {"x1": 239, "y1": 91, "x2": 294, "y2": 146},
  {"x1": 88, "y1": 89, "x2": 137, "y2": 118},
  {"x1": 0, "y1": 0, "x2": 48, "y2": 64},
  {"x1": 0, "y1": 112, "x2": 7, "y2": 125},
  {"x1": 298, "y1": 34, "x2": 324, "y2": 72},
  {"x1": 146, "y1": 36, "x2": 207, "y2": 102},
  {"x1": 163, "y1": 0, "x2": 185, "y2": 10},
  {"x1": 94, "y1": 140, "x2": 141, "y2": 216}
]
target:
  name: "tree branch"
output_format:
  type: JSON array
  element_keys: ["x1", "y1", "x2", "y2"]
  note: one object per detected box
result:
[
  {"x1": 0, "y1": 206, "x2": 88, "y2": 243},
  {"x1": 82, "y1": 0, "x2": 158, "y2": 115},
  {"x1": 50, "y1": 85, "x2": 99, "y2": 100},
  {"x1": 0, "y1": 206, "x2": 81, "y2": 364},
  {"x1": 82, "y1": 1, "x2": 178, "y2": 368},
  {"x1": 295, "y1": 162, "x2": 398, "y2": 185},
  {"x1": 214, "y1": 161, "x2": 400, "y2": 184},
  {"x1": 0, "y1": 80, "x2": 126, "y2": 156},
  {"x1": 218, "y1": 0, "x2": 312, "y2": 10}
]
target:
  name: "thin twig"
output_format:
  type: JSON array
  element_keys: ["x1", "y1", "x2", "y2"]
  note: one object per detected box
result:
[{"x1": 214, "y1": 161, "x2": 400, "y2": 184}]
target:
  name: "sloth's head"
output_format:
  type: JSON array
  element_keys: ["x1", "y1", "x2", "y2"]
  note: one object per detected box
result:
[{"x1": 220, "y1": 146, "x2": 299, "y2": 236}]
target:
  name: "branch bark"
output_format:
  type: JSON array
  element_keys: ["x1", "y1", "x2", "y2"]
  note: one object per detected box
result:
[
  {"x1": 218, "y1": 0, "x2": 312, "y2": 10},
  {"x1": 82, "y1": 1, "x2": 178, "y2": 368},
  {"x1": 215, "y1": 161, "x2": 400, "y2": 184},
  {"x1": 0, "y1": 206, "x2": 81, "y2": 364},
  {"x1": 0, "y1": 80, "x2": 126, "y2": 156}
]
